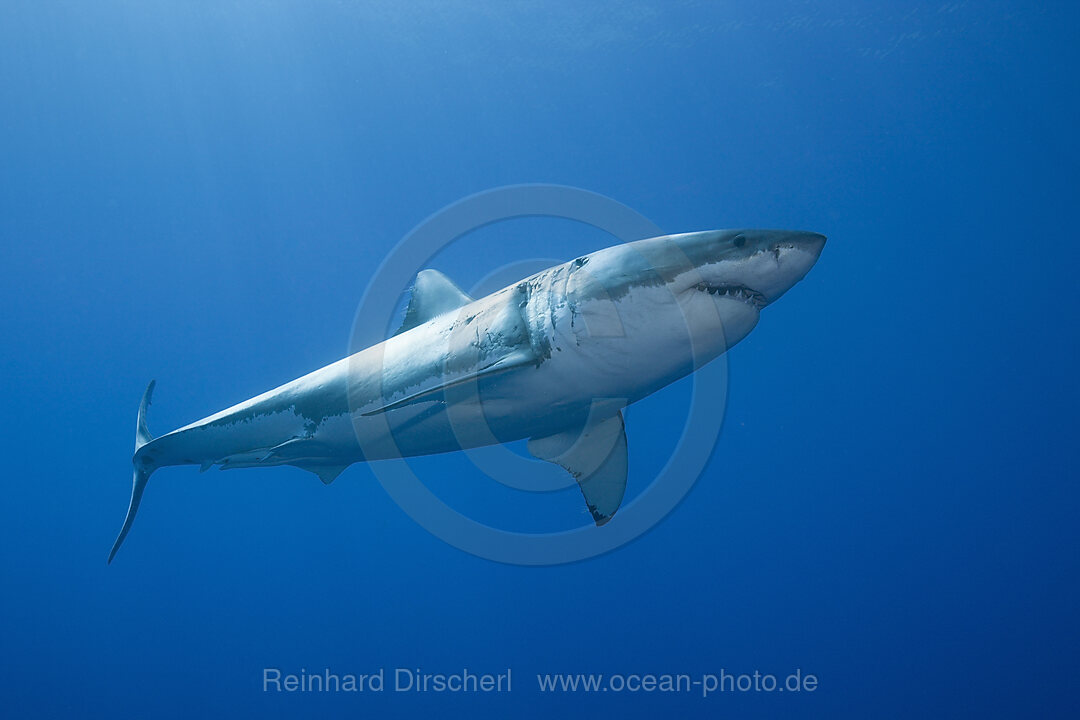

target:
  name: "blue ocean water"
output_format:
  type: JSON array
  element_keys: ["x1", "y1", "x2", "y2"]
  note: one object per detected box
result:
[{"x1": 1, "y1": 2, "x2": 1077, "y2": 718}]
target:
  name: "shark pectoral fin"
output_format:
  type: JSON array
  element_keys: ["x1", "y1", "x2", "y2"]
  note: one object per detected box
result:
[
  {"x1": 361, "y1": 348, "x2": 537, "y2": 416},
  {"x1": 394, "y1": 269, "x2": 474, "y2": 336},
  {"x1": 528, "y1": 411, "x2": 628, "y2": 526},
  {"x1": 289, "y1": 461, "x2": 349, "y2": 485}
]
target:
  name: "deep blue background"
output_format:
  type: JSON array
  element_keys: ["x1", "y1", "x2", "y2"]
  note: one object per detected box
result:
[{"x1": 1, "y1": 2, "x2": 1077, "y2": 718}]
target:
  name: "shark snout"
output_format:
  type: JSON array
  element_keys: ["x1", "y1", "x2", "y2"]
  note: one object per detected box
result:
[
  {"x1": 761, "y1": 229, "x2": 826, "y2": 258},
  {"x1": 794, "y1": 232, "x2": 825, "y2": 263},
  {"x1": 790, "y1": 231, "x2": 827, "y2": 258},
  {"x1": 753, "y1": 230, "x2": 827, "y2": 304}
]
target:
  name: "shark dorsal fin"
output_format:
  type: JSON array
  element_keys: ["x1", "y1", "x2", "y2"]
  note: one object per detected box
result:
[
  {"x1": 528, "y1": 411, "x2": 628, "y2": 526},
  {"x1": 394, "y1": 269, "x2": 474, "y2": 337}
]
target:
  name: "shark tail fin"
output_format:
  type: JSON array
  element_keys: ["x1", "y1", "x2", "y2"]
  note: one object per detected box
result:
[{"x1": 108, "y1": 381, "x2": 157, "y2": 564}]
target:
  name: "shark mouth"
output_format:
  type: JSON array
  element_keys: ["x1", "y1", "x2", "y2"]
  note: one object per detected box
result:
[{"x1": 695, "y1": 282, "x2": 767, "y2": 308}]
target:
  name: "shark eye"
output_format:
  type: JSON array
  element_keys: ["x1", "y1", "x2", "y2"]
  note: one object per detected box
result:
[{"x1": 732, "y1": 234, "x2": 746, "y2": 248}]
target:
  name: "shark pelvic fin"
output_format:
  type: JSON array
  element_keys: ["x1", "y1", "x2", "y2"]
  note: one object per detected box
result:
[
  {"x1": 289, "y1": 461, "x2": 349, "y2": 485},
  {"x1": 109, "y1": 381, "x2": 158, "y2": 564},
  {"x1": 394, "y1": 269, "x2": 474, "y2": 336},
  {"x1": 528, "y1": 410, "x2": 628, "y2": 526},
  {"x1": 259, "y1": 437, "x2": 332, "y2": 462}
]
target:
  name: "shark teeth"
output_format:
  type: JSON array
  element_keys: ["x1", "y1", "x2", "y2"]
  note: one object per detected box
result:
[{"x1": 695, "y1": 283, "x2": 766, "y2": 308}]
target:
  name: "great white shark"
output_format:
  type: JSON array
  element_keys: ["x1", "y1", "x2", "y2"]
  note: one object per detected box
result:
[{"x1": 109, "y1": 229, "x2": 826, "y2": 562}]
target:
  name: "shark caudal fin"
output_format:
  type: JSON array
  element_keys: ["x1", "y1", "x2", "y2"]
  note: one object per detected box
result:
[{"x1": 108, "y1": 380, "x2": 157, "y2": 564}]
